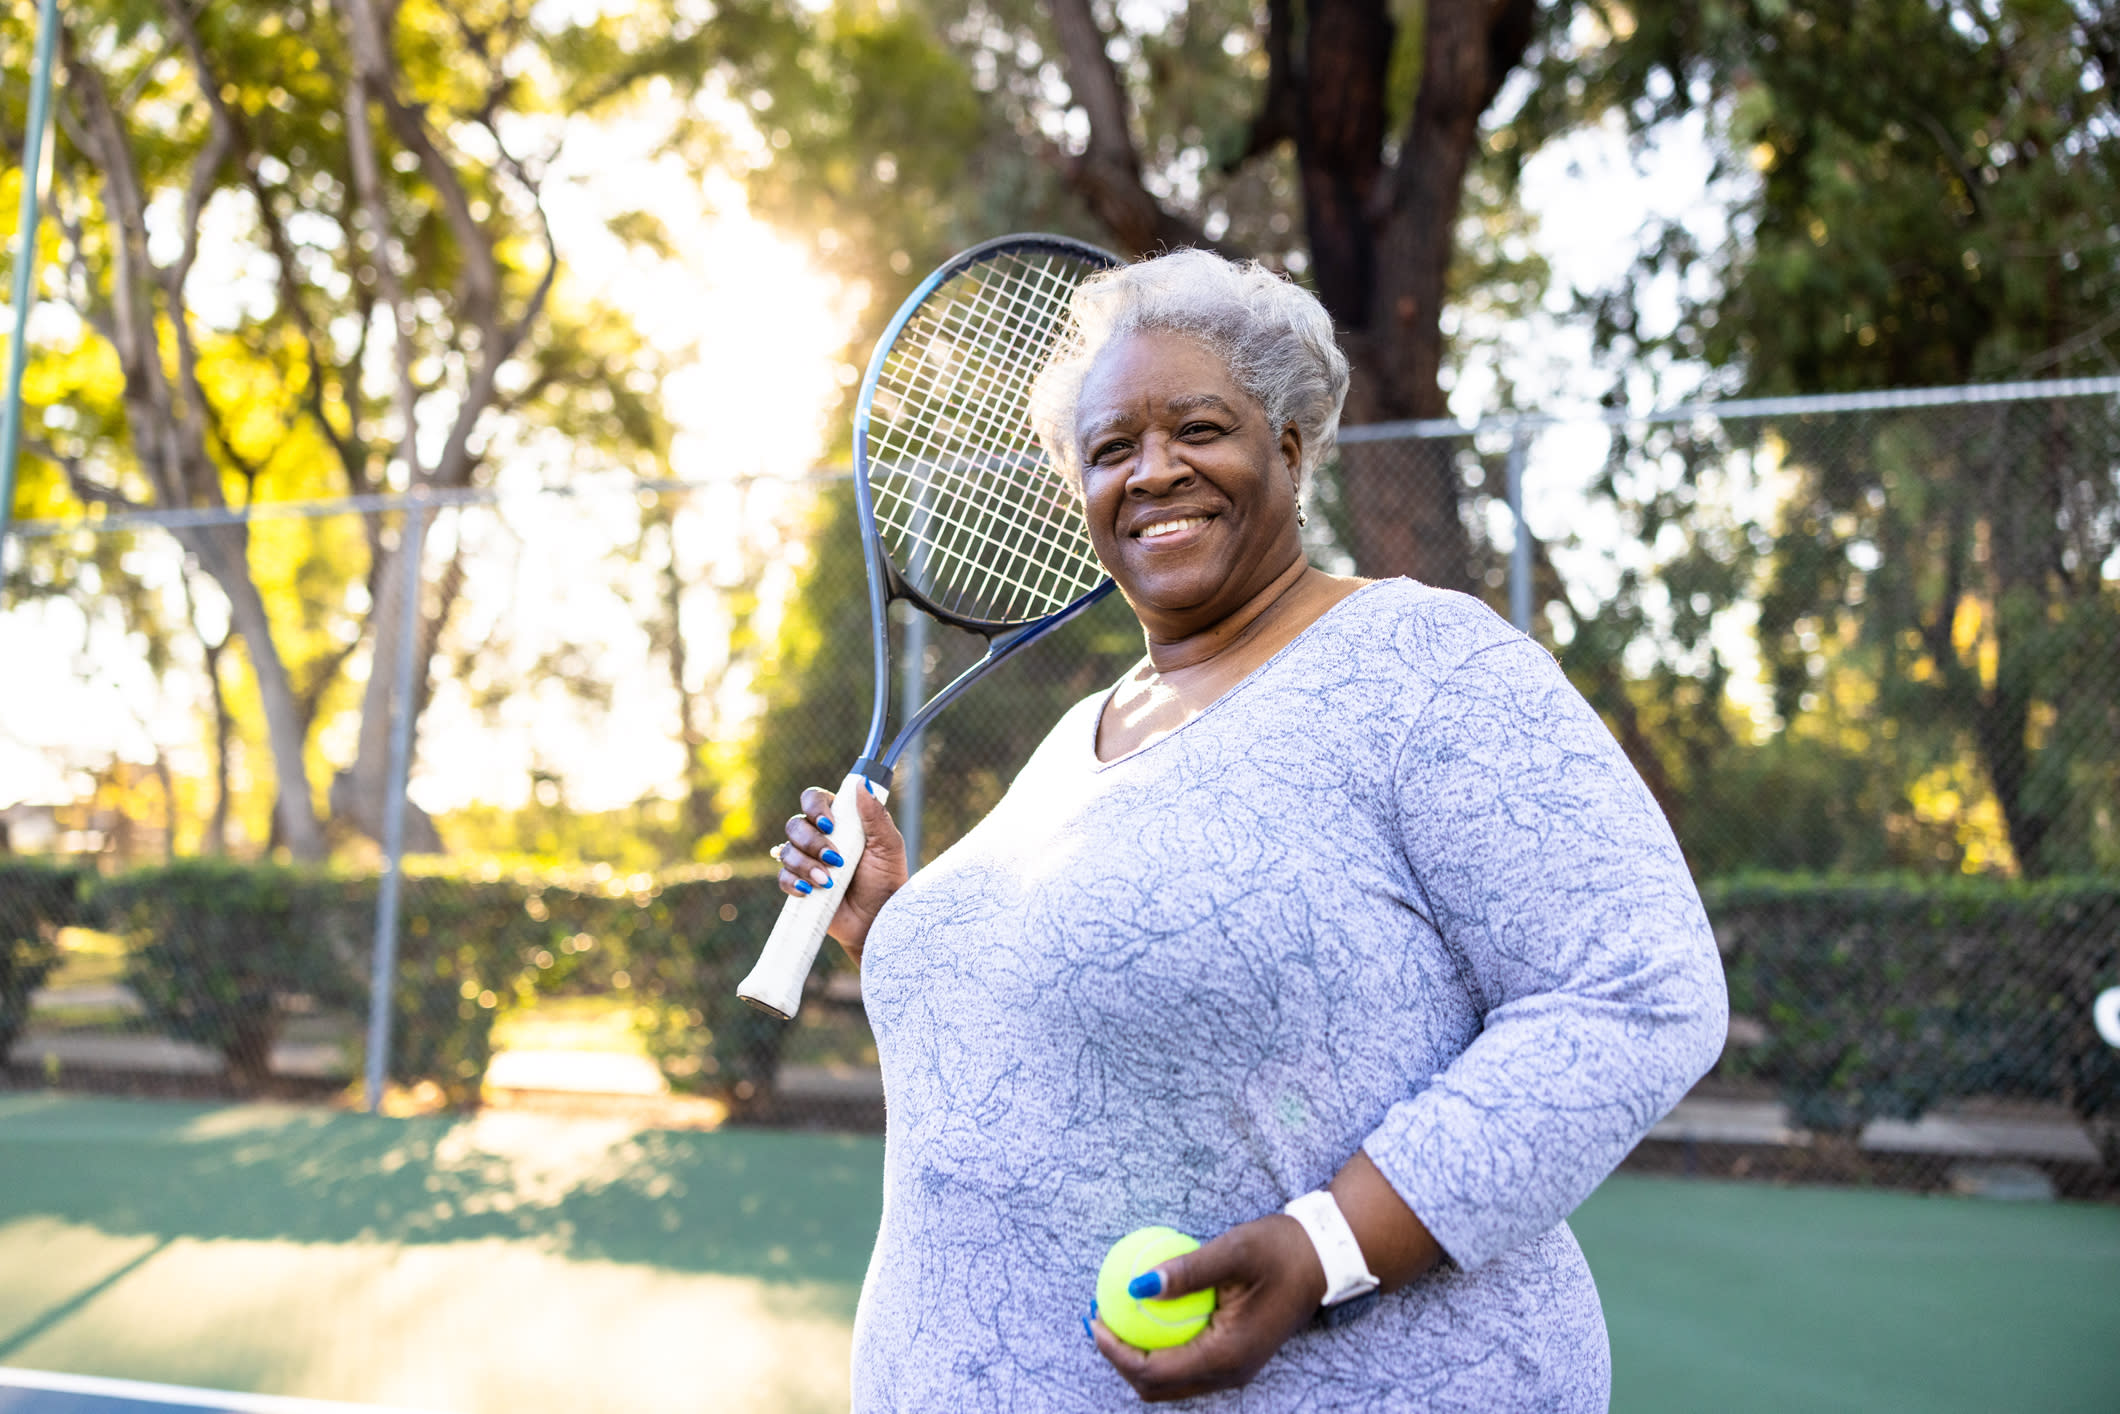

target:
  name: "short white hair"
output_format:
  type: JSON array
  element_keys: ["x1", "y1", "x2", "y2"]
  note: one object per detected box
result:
[{"x1": 1031, "y1": 249, "x2": 1351, "y2": 485}]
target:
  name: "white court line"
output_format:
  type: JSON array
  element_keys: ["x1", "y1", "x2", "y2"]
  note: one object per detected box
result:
[{"x1": 0, "y1": 1368, "x2": 436, "y2": 1414}]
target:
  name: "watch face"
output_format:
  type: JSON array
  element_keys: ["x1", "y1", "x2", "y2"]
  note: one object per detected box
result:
[{"x1": 1315, "y1": 1289, "x2": 1380, "y2": 1330}]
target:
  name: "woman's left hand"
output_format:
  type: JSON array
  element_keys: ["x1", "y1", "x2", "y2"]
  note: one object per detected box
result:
[{"x1": 1089, "y1": 1214, "x2": 1326, "y2": 1402}]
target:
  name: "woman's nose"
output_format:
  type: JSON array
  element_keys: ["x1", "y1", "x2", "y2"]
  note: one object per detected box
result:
[{"x1": 1128, "y1": 432, "x2": 1193, "y2": 494}]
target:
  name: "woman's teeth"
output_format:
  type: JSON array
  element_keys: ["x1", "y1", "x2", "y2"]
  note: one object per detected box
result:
[{"x1": 1138, "y1": 516, "x2": 1207, "y2": 540}]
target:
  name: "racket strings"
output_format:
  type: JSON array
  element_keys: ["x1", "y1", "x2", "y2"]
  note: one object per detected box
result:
[
  {"x1": 867, "y1": 248, "x2": 1108, "y2": 626},
  {"x1": 874, "y1": 266, "x2": 1088, "y2": 608},
  {"x1": 933, "y1": 265, "x2": 1097, "y2": 579}
]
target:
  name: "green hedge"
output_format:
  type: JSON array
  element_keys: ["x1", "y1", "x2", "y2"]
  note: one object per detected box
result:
[
  {"x1": 21, "y1": 859, "x2": 813, "y2": 1107},
  {"x1": 0, "y1": 859, "x2": 93, "y2": 1066},
  {"x1": 59, "y1": 860, "x2": 2115, "y2": 1156},
  {"x1": 462, "y1": 869, "x2": 809, "y2": 1115},
  {"x1": 1707, "y1": 875, "x2": 2120, "y2": 1168},
  {"x1": 92, "y1": 864, "x2": 576, "y2": 1102},
  {"x1": 581, "y1": 872, "x2": 812, "y2": 1114},
  {"x1": 99, "y1": 862, "x2": 363, "y2": 1090},
  {"x1": 387, "y1": 875, "x2": 593, "y2": 1105},
  {"x1": 387, "y1": 867, "x2": 812, "y2": 1113}
]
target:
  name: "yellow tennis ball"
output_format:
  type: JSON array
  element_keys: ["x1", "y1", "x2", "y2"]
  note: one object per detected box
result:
[{"x1": 1095, "y1": 1226, "x2": 1215, "y2": 1350}]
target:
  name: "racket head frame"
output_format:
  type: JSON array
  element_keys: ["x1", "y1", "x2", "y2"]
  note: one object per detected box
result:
[{"x1": 847, "y1": 232, "x2": 1122, "y2": 782}]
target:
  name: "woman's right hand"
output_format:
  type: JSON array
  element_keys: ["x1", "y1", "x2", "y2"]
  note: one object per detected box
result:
[{"x1": 775, "y1": 782, "x2": 908, "y2": 965}]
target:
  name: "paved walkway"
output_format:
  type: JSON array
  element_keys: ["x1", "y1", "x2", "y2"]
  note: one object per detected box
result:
[
  {"x1": 1648, "y1": 1094, "x2": 2103, "y2": 1163},
  {"x1": 13, "y1": 1033, "x2": 2104, "y2": 1165},
  {"x1": 13, "y1": 1035, "x2": 349, "y2": 1082}
]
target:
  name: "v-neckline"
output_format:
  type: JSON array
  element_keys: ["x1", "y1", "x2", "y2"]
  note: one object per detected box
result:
[{"x1": 1086, "y1": 578, "x2": 1391, "y2": 770}]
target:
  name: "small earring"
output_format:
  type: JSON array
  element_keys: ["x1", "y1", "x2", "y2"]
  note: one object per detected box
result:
[{"x1": 1297, "y1": 506, "x2": 1309, "y2": 528}]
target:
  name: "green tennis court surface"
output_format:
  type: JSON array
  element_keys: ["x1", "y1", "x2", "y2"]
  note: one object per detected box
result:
[{"x1": 1, "y1": 1094, "x2": 2113, "y2": 1413}]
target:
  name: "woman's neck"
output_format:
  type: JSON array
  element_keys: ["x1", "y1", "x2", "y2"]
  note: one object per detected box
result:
[
  {"x1": 1096, "y1": 563, "x2": 1371, "y2": 763},
  {"x1": 1140, "y1": 555, "x2": 1324, "y2": 679}
]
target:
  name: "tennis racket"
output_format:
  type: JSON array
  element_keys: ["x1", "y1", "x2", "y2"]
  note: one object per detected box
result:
[{"x1": 737, "y1": 233, "x2": 1122, "y2": 1019}]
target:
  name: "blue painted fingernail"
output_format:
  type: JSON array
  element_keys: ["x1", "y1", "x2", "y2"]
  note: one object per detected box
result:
[
  {"x1": 1128, "y1": 1271, "x2": 1163, "y2": 1300},
  {"x1": 818, "y1": 815, "x2": 834, "y2": 834},
  {"x1": 795, "y1": 881, "x2": 812, "y2": 896},
  {"x1": 822, "y1": 848, "x2": 845, "y2": 868},
  {"x1": 1082, "y1": 1314, "x2": 1093, "y2": 1342},
  {"x1": 820, "y1": 876, "x2": 833, "y2": 889},
  {"x1": 1090, "y1": 1299, "x2": 1098, "y2": 1317}
]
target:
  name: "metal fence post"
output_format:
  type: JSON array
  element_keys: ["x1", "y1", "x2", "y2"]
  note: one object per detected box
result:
[
  {"x1": 364, "y1": 498, "x2": 428, "y2": 1113},
  {"x1": 1504, "y1": 429, "x2": 1532, "y2": 633},
  {"x1": 897, "y1": 602, "x2": 927, "y2": 872},
  {"x1": 0, "y1": 0, "x2": 63, "y2": 605}
]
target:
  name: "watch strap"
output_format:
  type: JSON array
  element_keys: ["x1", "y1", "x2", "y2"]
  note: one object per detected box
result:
[
  {"x1": 1281, "y1": 1189, "x2": 1381, "y2": 1307},
  {"x1": 1314, "y1": 1288, "x2": 1380, "y2": 1330}
]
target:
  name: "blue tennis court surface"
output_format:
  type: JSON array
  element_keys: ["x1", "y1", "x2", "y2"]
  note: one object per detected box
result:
[{"x1": 0, "y1": 1370, "x2": 422, "y2": 1414}]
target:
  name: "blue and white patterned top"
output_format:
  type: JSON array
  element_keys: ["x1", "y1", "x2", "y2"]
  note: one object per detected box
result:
[{"x1": 850, "y1": 579, "x2": 1729, "y2": 1411}]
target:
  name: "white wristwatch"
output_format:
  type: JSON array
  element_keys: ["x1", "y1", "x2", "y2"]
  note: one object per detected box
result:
[{"x1": 1282, "y1": 1190, "x2": 1380, "y2": 1309}]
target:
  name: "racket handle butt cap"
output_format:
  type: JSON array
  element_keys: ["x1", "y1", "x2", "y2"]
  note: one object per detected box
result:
[{"x1": 736, "y1": 770, "x2": 889, "y2": 1021}]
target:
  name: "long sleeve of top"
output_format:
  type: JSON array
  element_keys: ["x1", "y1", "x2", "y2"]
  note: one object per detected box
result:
[{"x1": 1363, "y1": 633, "x2": 1729, "y2": 1269}]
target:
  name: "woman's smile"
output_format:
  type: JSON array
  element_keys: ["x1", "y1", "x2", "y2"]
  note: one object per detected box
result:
[
  {"x1": 1135, "y1": 513, "x2": 1213, "y2": 542},
  {"x1": 1136, "y1": 515, "x2": 1221, "y2": 546}
]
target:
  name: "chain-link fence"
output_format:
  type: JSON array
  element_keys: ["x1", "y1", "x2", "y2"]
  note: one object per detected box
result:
[{"x1": 3, "y1": 377, "x2": 2117, "y2": 1195}]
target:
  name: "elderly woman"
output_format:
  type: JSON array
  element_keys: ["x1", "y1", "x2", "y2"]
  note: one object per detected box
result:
[{"x1": 776, "y1": 249, "x2": 1728, "y2": 1409}]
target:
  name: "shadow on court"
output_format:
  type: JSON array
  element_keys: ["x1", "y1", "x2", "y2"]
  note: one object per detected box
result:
[
  {"x1": 0, "y1": 1093, "x2": 879, "y2": 1413},
  {"x1": 1, "y1": 1092, "x2": 2116, "y2": 1412},
  {"x1": 0, "y1": 1092, "x2": 879, "y2": 1284}
]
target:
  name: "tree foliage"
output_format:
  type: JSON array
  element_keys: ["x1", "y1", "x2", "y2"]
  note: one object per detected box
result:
[
  {"x1": 594, "y1": 0, "x2": 1562, "y2": 587},
  {"x1": 2, "y1": 0, "x2": 676, "y2": 858},
  {"x1": 611, "y1": 0, "x2": 1572, "y2": 853},
  {"x1": 7, "y1": 0, "x2": 2110, "y2": 886},
  {"x1": 1550, "y1": 0, "x2": 2120, "y2": 877}
]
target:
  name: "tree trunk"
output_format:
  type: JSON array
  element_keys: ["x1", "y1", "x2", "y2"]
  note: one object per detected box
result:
[
  {"x1": 63, "y1": 26, "x2": 329, "y2": 862},
  {"x1": 174, "y1": 523, "x2": 329, "y2": 860},
  {"x1": 1341, "y1": 0, "x2": 1535, "y2": 590},
  {"x1": 1290, "y1": 0, "x2": 1393, "y2": 333},
  {"x1": 331, "y1": 531, "x2": 445, "y2": 854},
  {"x1": 1970, "y1": 403, "x2": 2073, "y2": 878},
  {"x1": 1972, "y1": 664, "x2": 2049, "y2": 876},
  {"x1": 656, "y1": 518, "x2": 720, "y2": 845},
  {"x1": 1289, "y1": 0, "x2": 1480, "y2": 591},
  {"x1": 182, "y1": 569, "x2": 236, "y2": 856},
  {"x1": 204, "y1": 642, "x2": 233, "y2": 857},
  {"x1": 323, "y1": 0, "x2": 558, "y2": 849},
  {"x1": 152, "y1": 751, "x2": 177, "y2": 862}
]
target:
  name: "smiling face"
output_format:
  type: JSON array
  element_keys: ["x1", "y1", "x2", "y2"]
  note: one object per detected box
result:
[{"x1": 1073, "y1": 329, "x2": 1306, "y2": 638}]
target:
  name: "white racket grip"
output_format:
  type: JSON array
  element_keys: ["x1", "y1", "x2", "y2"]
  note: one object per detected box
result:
[{"x1": 737, "y1": 771, "x2": 889, "y2": 1020}]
